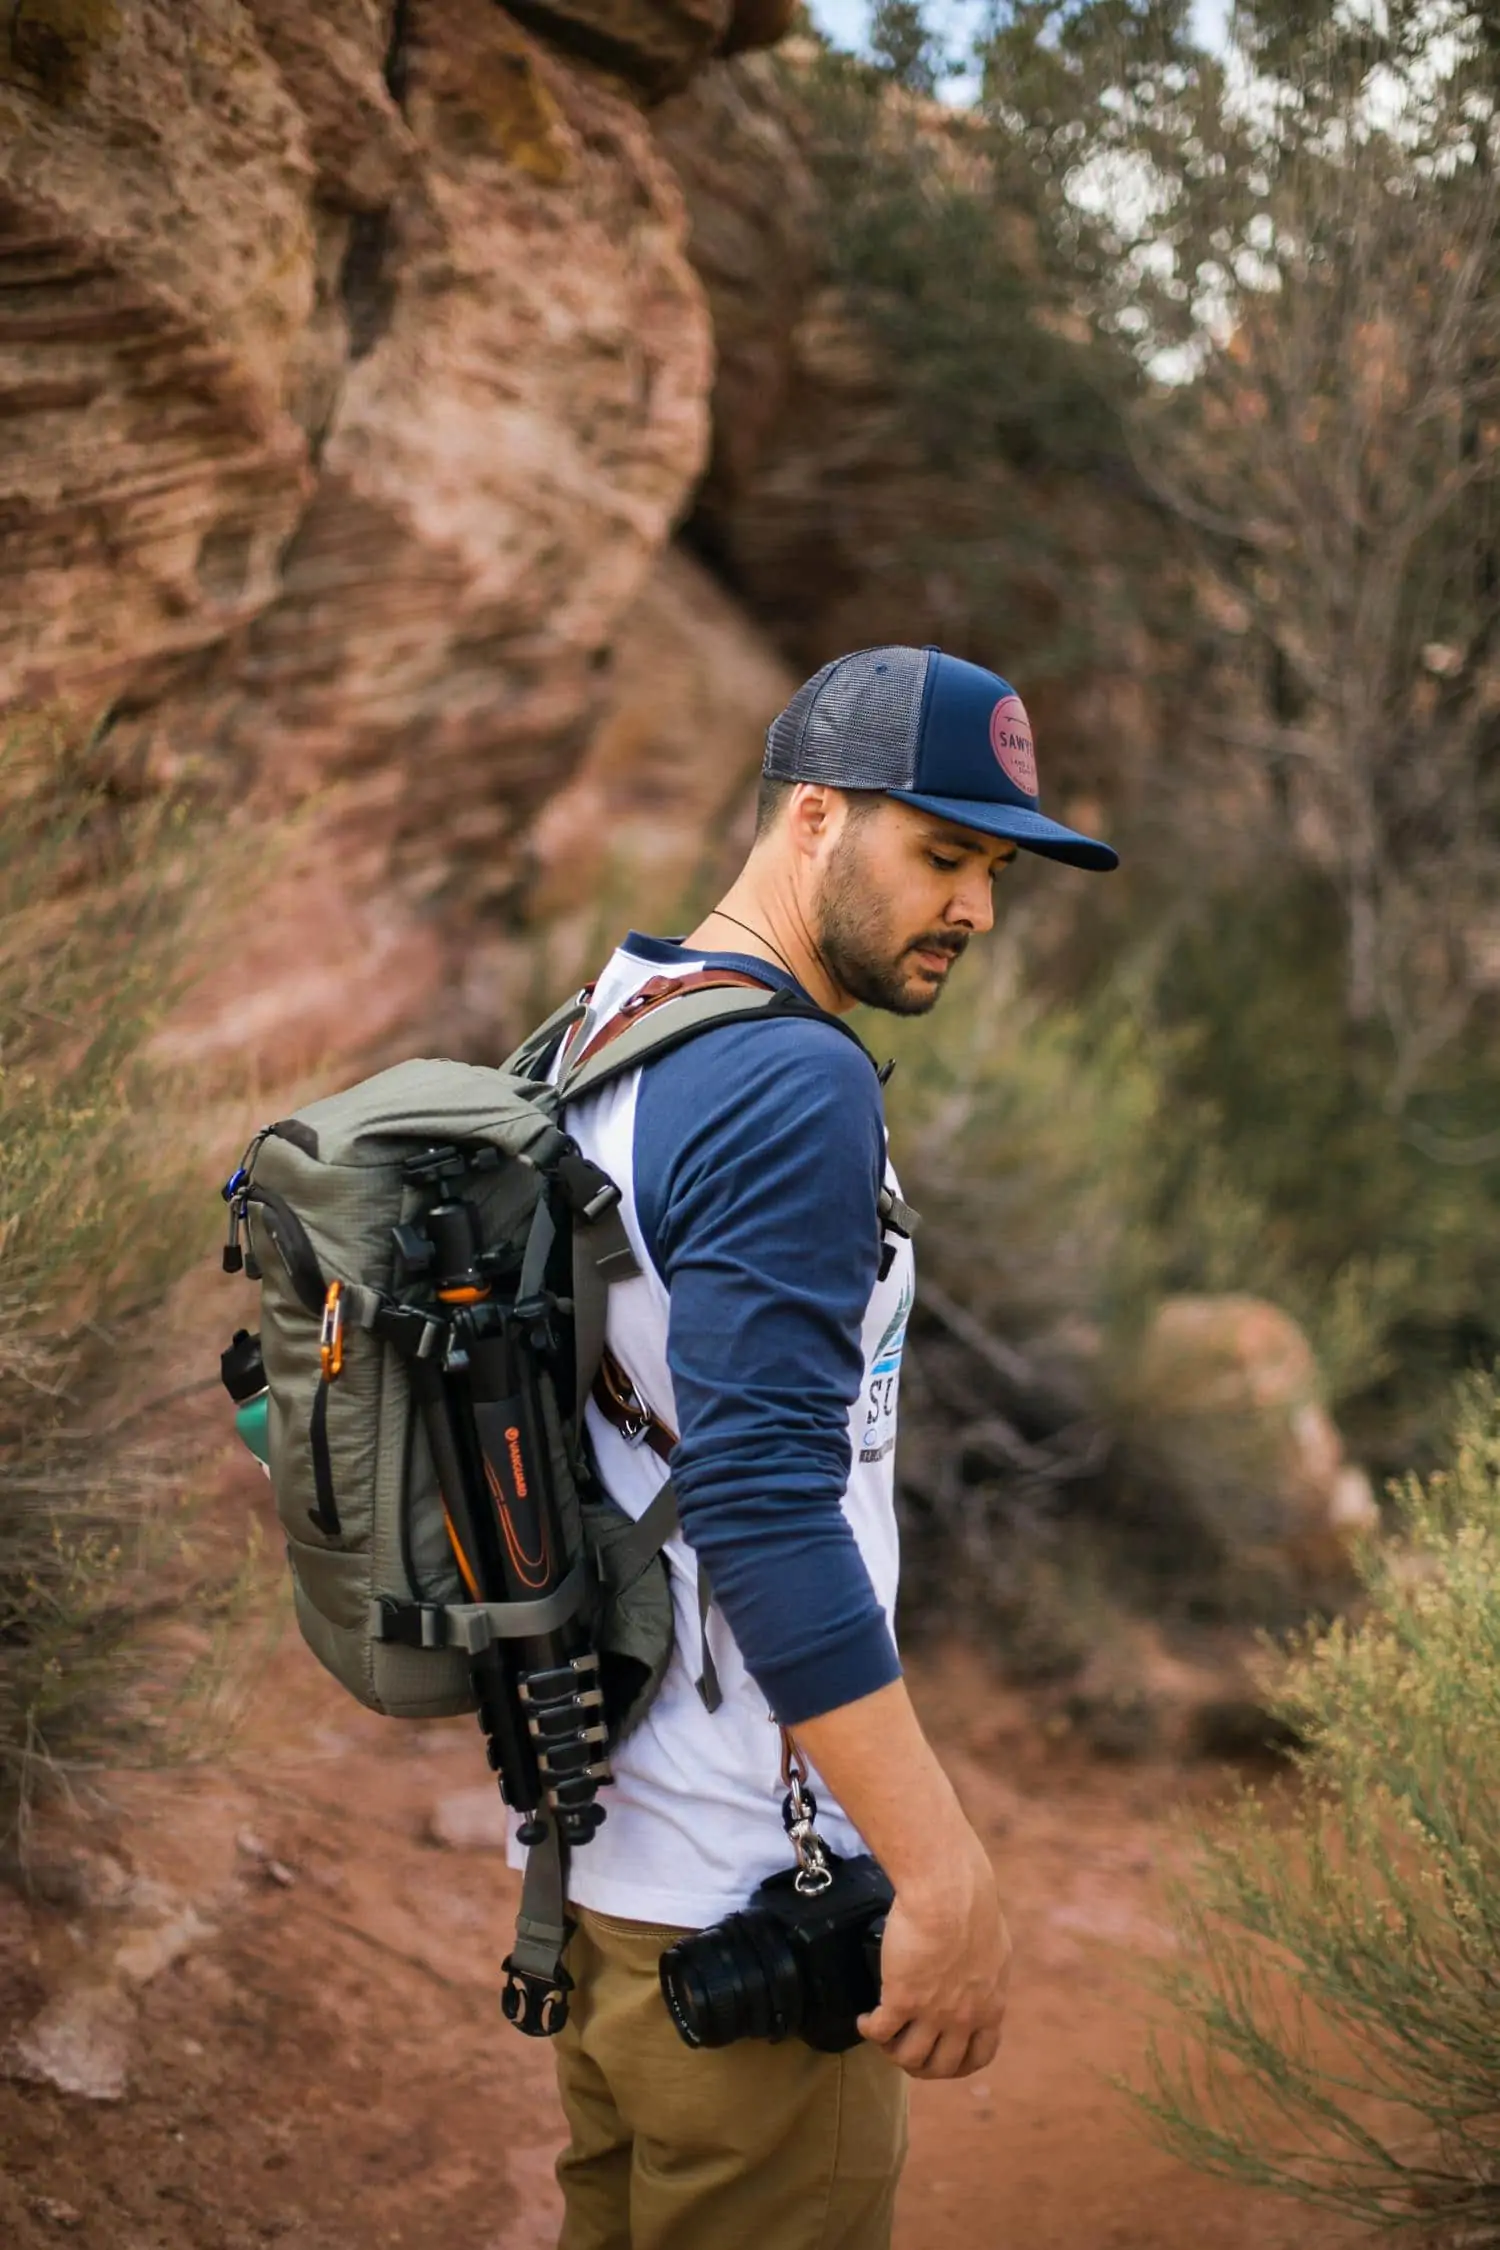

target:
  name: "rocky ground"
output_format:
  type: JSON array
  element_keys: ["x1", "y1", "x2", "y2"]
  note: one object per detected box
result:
[{"x1": 0, "y1": 1451, "x2": 1343, "y2": 2250}]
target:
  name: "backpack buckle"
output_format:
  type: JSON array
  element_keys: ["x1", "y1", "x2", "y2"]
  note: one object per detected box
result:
[
  {"x1": 555, "y1": 1149, "x2": 621, "y2": 1224},
  {"x1": 500, "y1": 1957, "x2": 573, "y2": 2038}
]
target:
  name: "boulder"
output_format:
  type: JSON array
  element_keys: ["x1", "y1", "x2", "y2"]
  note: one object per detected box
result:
[{"x1": 1130, "y1": 1294, "x2": 1379, "y2": 1587}]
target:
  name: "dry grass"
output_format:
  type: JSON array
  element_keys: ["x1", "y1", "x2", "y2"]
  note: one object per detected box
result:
[{"x1": 0, "y1": 721, "x2": 264, "y2": 1866}]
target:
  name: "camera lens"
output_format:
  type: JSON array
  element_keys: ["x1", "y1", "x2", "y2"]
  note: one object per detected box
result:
[{"x1": 659, "y1": 1911, "x2": 804, "y2": 2049}]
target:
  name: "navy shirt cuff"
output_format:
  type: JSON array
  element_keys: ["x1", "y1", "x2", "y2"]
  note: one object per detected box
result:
[{"x1": 750, "y1": 1608, "x2": 902, "y2": 1729}]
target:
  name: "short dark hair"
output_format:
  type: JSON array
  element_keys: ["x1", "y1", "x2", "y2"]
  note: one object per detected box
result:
[
  {"x1": 754, "y1": 773, "x2": 795, "y2": 839},
  {"x1": 753, "y1": 776, "x2": 883, "y2": 841}
]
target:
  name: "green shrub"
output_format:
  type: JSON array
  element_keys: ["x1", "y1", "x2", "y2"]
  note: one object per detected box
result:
[
  {"x1": 0, "y1": 726, "x2": 253, "y2": 1863},
  {"x1": 1137, "y1": 1371, "x2": 1500, "y2": 2235},
  {"x1": 880, "y1": 863, "x2": 1500, "y2": 1448}
]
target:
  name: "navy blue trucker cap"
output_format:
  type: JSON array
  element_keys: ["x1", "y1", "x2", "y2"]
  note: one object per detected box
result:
[{"x1": 763, "y1": 645, "x2": 1118, "y2": 871}]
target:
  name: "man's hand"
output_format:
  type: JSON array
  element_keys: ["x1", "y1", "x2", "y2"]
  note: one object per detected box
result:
[
  {"x1": 791, "y1": 1677, "x2": 1013, "y2": 2082},
  {"x1": 857, "y1": 1829, "x2": 1011, "y2": 2079}
]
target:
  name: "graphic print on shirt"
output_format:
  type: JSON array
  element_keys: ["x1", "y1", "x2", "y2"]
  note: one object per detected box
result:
[{"x1": 859, "y1": 1272, "x2": 912, "y2": 1464}]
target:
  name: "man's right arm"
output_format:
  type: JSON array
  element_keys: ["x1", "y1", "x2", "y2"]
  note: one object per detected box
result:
[
  {"x1": 636, "y1": 1019, "x2": 1010, "y2": 2077},
  {"x1": 795, "y1": 1679, "x2": 1011, "y2": 2080}
]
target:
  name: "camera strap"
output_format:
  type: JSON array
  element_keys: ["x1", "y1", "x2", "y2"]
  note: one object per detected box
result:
[{"x1": 779, "y1": 1729, "x2": 835, "y2": 1897}]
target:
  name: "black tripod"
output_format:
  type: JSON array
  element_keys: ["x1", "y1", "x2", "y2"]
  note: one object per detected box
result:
[{"x1": 395, "y1": 1147, "x2": 610, "y2": 2027}]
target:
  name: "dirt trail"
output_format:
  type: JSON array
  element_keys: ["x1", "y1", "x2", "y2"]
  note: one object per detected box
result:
[{"x1": 1, "y1": 1463, "x2": 1333, "y2": 2250}]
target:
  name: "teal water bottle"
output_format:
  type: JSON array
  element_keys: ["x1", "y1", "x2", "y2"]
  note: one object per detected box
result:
[{"x1": 221, "y1": 1328, "x2": 271, "y2": 1476}]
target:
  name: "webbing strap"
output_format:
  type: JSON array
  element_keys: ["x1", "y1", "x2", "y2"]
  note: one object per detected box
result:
[
  {"x1": 877, "y1": 1185, "x2": 922, "y2": 1238},
  {"x1": 596, "y1": 1477, "x2": 681, "y2": 1593},
  {"x1": 696, "y1": 1562, "x2": 722, "y2": 1714},
  {"x1": 503, "y1": 987, "x2": 592, "y2": 1083},
  {"x1": 518, "y1": 1192, "x2": 556, "y2": 1304},
  {"x1": 368, "y1": 1561, "x2": 592, "y2": 1654},
  {"x1": 570, "y1": 1203, "x2": 639, "y2": 1432},
  {"x1": 509, "y1": 1822, "x2": 572, "y2": 1987}
]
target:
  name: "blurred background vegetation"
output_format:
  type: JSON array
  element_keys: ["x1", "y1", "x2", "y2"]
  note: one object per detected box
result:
[
  {"x1": 722, "y1": 0, "x2": 1500, "y2": 1681},
  {"x1": 0, "y1": 729, "x2": 260, "y2": 1869}
]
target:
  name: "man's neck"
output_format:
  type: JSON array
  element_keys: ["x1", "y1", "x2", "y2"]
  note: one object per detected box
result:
[{"x1": 685, "y1": 883, "x2": 851, "y2": 1015}]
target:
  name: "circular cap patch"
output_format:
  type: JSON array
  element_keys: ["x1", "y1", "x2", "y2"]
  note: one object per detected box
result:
[{"x1": 989, "y1": 694, "x2": 1037, "y2": 796}]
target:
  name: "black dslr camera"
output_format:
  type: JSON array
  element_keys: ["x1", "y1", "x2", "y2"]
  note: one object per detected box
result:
[{"x1": 659, "y1": 1851, "x2": 892, "y2": 2054}]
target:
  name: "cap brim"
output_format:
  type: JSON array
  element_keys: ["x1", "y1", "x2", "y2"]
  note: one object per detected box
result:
[{"x1": 888, "y1": 790, "x2": 1119, "y2": 872}]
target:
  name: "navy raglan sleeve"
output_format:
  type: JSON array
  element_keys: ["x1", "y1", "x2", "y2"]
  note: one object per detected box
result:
[{"x1": 633, "y1": 1021, "x2": 902, "y2": 1726}]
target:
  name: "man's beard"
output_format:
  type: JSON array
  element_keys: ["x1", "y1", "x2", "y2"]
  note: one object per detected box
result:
[{"x1": 814, "y1": 827, "x2": 968, "y2": 1015}]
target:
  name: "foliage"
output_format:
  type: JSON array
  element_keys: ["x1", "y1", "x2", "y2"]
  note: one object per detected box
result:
[
  {"x1": 883, "y1": 867, "x2": 1498, "y2": 1419},
  {"x1": 790, "y1": 28, "x2": 1163, "y2": 701},
  {"x1": 802, "y1": 36, "x2": 1131, "y2": 479},
  {"x1": 981, "y1": 0, "x2": 1500, "y2": 1098},
  {"x1": 1136, "y1": 1371, "x2": 1500, "y2": 2238},
  {"x1": 0, "y1": 725, "x2": 255, "y2": 1863},
  {"x1": 869, "y1": 0, "x2": 946, "y2": 92}
]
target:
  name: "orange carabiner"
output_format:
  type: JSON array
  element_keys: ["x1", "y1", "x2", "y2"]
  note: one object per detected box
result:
[{"x1": 319, "y1": 1280, "x2": 345, "y2": 1382}]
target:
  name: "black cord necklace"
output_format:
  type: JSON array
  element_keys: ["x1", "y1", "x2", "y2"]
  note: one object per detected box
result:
[{"x1": 702, "y1": 908, "x2": 802, "y2": 985}]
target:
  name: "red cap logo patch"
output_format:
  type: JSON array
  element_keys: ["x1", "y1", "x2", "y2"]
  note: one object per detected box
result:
[{"x1": 989, "y1": 694, "x2": 1037, "y2": 795}]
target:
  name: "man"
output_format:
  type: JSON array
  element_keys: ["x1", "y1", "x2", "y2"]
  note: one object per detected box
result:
[{"x1": 529, "y1": 645, "x2": 1117, "y2": 2250}]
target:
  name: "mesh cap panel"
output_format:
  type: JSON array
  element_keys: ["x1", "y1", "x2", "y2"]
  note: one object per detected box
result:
[{"x1": 763, "y1": 646, "x2": 932, "y2": 787}]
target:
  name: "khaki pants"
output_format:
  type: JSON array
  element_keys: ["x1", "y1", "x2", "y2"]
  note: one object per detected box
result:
[{"x1": 553, "y1": 1906, "x2": 909, "y2": 2250}]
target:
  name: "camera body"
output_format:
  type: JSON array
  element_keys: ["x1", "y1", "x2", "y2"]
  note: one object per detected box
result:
[{"x1": 659, "y1": 1850, "x2": 893, "y2": 2054}]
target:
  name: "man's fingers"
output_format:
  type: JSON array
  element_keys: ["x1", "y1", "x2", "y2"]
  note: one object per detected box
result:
[
  {"x1": 876, "y1": 2017, "x2": 941, "y2": 2074},
  {"x1": 858, "y1": 1994, "x2": 1007, "y2": 2073},
  {"x1": 957, "y1": 2026, "x2": 1002, "y2": 2078},
  {"x1": 911, "y1": 2029, "x2": 975, "y2": 2081},
  {"x1": 857, "y1": 2003, "x2": 911, "y2": 2048},
  {"x1": 858, "y1": 2010, "x2": 1001, "y2": 2080}
]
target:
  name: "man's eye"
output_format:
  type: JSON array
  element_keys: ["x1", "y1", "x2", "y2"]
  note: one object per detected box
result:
[{"x1": 928, "y1": 854, "x2": 961, "y2": 872}]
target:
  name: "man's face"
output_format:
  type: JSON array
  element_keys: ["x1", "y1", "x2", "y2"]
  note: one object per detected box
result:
[{"x1": 813, "y1": 797, "x2": 1018, "y2": 1015}]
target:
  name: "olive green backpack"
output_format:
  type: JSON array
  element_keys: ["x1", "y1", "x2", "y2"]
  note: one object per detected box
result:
[{"x1": 218, "y1": 977, "x2": 892, "y2": 2027}]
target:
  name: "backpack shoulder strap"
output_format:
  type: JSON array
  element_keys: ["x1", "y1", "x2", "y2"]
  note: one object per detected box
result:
[{"x1": 559, "y1": 974, "x2": 875, "y2": 1106}]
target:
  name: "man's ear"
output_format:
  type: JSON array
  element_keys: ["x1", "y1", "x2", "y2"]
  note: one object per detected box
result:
[{"x1": 786, "y1": 783, "x2": 836, "y2": 856}]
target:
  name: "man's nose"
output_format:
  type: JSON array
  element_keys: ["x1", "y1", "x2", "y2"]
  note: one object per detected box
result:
[{"x1": 946, "y1": 871, "x2": 994, "y2": 935}]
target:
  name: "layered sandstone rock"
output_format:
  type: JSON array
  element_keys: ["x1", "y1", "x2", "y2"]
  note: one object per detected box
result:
[
  {"x1": 0, "y1": 0, "x2": 812, "y2": 1078},
  {"x1": 92, "y1": 0, "x2": 713, "y2": 915},
  {"x1": 520, "y1": 542, "x2": 790, "y2": 916},
  {"x1": 655, "y1": 53, "x2": 817, "y2": 515},
  {"x1": 0, "y1": 1, "x2": 318, "y2": 709},
  {"x1": 429, "y1": 539, "x2": 793, "y2": 1058}
]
